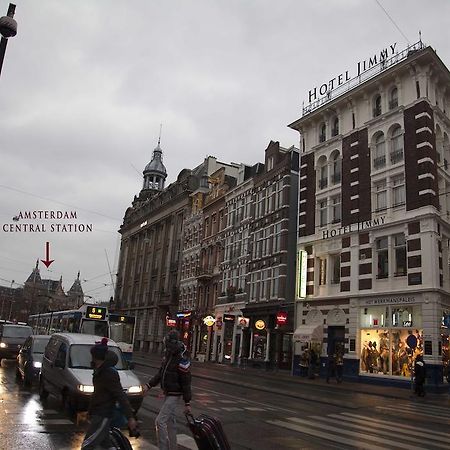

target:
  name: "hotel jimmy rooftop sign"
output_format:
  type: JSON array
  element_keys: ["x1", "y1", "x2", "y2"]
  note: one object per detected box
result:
[{"x1": 302, "y1": 41, "x2": 424, "y2": 116}]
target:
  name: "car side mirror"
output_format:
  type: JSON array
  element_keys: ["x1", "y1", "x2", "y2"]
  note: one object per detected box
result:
[{"x1": 128, "y1": 361, "x2": 135, "y2": 370}]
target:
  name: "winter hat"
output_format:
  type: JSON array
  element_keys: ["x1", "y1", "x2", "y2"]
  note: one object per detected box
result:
[{"x1": 90, "y1": 337, "x2": 109, "y2": 360}]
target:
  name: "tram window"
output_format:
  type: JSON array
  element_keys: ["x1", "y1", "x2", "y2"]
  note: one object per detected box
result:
[{"x1": 80, "y1": 319, "x2": 108, "y2": 338}]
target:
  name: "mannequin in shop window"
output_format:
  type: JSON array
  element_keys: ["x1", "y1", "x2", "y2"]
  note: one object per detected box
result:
[
  {"x1": 379, "y1": 333, "x2": 389, "y2": 374},
  {"x1": 360, "y1": 341, "x2": 369, "y2": 372}
]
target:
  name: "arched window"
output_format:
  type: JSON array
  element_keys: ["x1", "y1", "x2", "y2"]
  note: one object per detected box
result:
[
  {"x1": 319, "y1": 123, "x2": 326, "y2": 143},
  {"x1": 389, "y1": 87, "x2": 398, "y2": 109},
  {"x1": 373, "y1": 94, "x2": 382, "y2": 117},
  {"x1": 317, "y1": 155, "x2": 328, "y2": 189},
  {"x1": 444, "y1": 133, "x2": 450, "y2": 170},
  {"x1": 331, "y1": 117, "x2": 339, "y2": 137},
  {"x1": 373, "y1": 132, "x2": 386, "y2": 169},
  {"x1": 390, "y1": 126, "x2": 403, "y2": 164},
  {"x1": 331, "y1": 151, "x2": 341, "y2": 184}
]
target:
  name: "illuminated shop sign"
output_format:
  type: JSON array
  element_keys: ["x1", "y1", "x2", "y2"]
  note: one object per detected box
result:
[
  {"x1": 238, "y1": 317, "x2": 250, "y2": 328},
  {"x1": 255, "y1": 320, "x2": 266, "y2": 331},
  {"x1": 166, "y1": 318, "x2": 177, "y2": 327},
  {"x1": 203, "y1": 316, "x2": 216, "y2": 327},
  {"x1": 176, "y1": 312, "x2": 192, "y2": 318},
  {"x1": 86, "y1": 306, "x2": 106, "y2": 320},
  {"x1": 276, "y1": 312, "x2": 288, "y2": 326},
  {"x1": 297, "y1": 250, "x2": 307, "y2": 299},
  {"x1": 322, "y1": 216, "x2": 386, "y2": 240}
]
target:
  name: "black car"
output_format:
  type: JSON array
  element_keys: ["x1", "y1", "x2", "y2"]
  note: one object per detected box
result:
[
  {"x1": 0, "y1": 324, "x2": 33, "y2": 364},
  {"x1": 16, "y1": 335, "x2": 50, "y2": 385}
]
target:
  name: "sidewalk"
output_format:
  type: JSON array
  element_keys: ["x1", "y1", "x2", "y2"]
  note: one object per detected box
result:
[{"x1": 133, "y1": 351, "x2": 449, "y2": 406}]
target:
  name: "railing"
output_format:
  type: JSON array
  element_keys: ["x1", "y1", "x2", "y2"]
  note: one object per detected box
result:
[
  {"x1": 373, "y1": 155, "x2": 386, "y2": 169},
  {"x1": 390, "y1": 149, "x2": 404, "y2": 164},
  {"x1": 302, "y1": 41, "x2": 425, "y2": 116}
]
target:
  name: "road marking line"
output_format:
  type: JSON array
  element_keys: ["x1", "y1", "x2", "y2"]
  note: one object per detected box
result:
[
  {"x1": 287, "y1": 417, "x2": 428, "y2": 450},
  {"x1": 313, "y1": 415, "x2": 449, "y2": 449},
  {"x1": 244, "y1": 407, "x2": 267, "y2": 411},
  {"x1": 340, "y1": 412, "x2": 450, "y2": 438},
  {"x1": 328, "y1": 413, "x2": 450, "y2": 444},
  {"x1": 394, "y1": 402, "x2": 450, "y2": 415},
  {"x1": 375, "y1": 405, "x2": 450, "y2": 423},
  {"x1": 221, "y1": 407, "x2": 243, "y2": 412},
  {"x1": 177, "y1": 433, "x2": 197, "y2": 450},
  {"x1": 38, "y1": 419, "x2": 74, "y2": 425},
  {"x1": 266, "y1": 419, "x2": 386, "y2": 450}
]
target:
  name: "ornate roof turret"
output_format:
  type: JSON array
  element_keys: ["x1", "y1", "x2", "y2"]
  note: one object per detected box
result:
[
  {"x1": 25, "y1": 260, "x2": 42, "y2": 285},
  {"x1": 142, "y1": 137, "x2": 168, "y2": 192}
]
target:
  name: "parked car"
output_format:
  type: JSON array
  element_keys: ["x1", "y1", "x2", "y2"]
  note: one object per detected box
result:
[
  {"x1": 16, "y1": 335, "x2": 51, "y2": 385},
  {"x1": 39, "y1": 333, "x2": 143, "y2": 413},
  {"x1": 0, "y1": 324, "x2": 33, "y2": 364}
]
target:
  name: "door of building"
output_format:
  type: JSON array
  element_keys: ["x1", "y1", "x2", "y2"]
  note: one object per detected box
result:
[{"x1": 327, "y1": 326, "x2": 345, "y2": 355}]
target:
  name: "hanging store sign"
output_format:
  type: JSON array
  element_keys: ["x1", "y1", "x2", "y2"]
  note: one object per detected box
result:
[
  {"x1": 238, "y1": 317, "x2": 250, "y2": 328},
  {"x1": 297, "y1": 250, "x2": 307, "y2": 299},
  {"x1": 203, "y1": 316, "x2": 216, "y2": 327},
  {"x1": 255, "y1": 320, "x2": 266, "y2": 331},
  {"x1": 223, "y1": 314, "x2": 235, "y2": 322},
  {"x1": 276, "y1": 311, "x2": 288, "y2": 326},
  {"x1": 166, "y1": 318, "x2": 177, "y2": 327}
]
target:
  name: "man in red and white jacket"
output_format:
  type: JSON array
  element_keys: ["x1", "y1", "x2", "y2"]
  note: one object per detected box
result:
[{"x1": 144, "y1": 330, "x2": 192, "y2": 450}]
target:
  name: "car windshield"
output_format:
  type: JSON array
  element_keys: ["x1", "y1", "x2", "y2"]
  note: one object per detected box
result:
[
  {"x1": 69, "y1": 344, "x2": 126, "y2": 370},
  {"x1": 32, "y1": 337, "x2": 50, "y2": 354},
  {"x1": 1, "y1": 326, "x2": 32, "y2": 338}
]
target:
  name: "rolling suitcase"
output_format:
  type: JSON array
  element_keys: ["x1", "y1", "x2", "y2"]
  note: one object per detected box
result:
[
  {"x1": 186, "y1": 413, "x2": 231, "y2": 450},
  {"x1": 109, "y1": 427, "x2": 133, "y2": 450}
]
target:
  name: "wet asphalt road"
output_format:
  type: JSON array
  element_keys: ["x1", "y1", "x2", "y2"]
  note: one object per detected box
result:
[{"x1": 1, "y1": 357, "x2": 449, "y2": 450}]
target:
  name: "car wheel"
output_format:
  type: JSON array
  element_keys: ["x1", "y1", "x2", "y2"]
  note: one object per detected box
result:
[{"x1": 39, "y1": 378, "x2": 49, "y2": 400}]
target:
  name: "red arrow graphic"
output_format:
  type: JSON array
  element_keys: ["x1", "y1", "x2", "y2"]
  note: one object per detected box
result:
[{"x1": 41, "y1": 242, "x2": 55, "y2": 268}]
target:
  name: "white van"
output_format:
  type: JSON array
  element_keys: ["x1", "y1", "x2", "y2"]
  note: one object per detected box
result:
[{"x1": 39, "y1": 333, "x2": 143, "y2": 413}]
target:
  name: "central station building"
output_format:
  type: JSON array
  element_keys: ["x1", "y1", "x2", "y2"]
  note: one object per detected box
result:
[{"x1": 289, "y1": 41, "x2": 450, "y2": 389}]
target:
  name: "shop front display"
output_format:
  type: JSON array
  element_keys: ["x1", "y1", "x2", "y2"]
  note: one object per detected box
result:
[
  {"x1": 360, "y1": 305, "x2": 423, "y2": 377},
  {"x1": 442, "y1": 310, "x2": 450, "y2": 383}
]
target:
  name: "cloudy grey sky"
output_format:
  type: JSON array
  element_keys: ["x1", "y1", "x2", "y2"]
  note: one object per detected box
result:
[{"x1": 0, "y1": 0, "x2": 449, "y2": 302}]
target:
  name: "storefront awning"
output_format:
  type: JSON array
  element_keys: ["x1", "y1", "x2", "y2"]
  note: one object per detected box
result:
[{"x1": 293, "y1": 324, "x2": 323, "y2": 342}]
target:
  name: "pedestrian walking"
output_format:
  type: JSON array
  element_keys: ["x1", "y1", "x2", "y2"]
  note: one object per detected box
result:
[
  {"x1": 143, "y1": 330, "x2": 192, "y2": 450},
  {"x1": 335, "y1": 350, "x2": 344, "y2": 383},
  {"x1": 308, "y1": 347, "x2": 317, "y2": 379},
  {"x1": 414, "y1": 354, "x2": 426, "y2": 397},
  {"x1": 81, "y1": 338, "x2": 137, "y2": 449}
]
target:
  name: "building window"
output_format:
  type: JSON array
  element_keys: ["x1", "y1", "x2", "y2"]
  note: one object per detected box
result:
[
  {"x1": 352, "y1": 112, "x2": 356, "y2": 129},
  {"x1": 331, "y1": 195, "x2": 341, "y2": 223},
  {"x1": 319, "y1": 164, "x2": 328, "y2": 189},
  {"x1": 331, "y1": 254, "x2": 340, "y2": 284},
  {"x1": 394, "y1": 234, "x2": 406, "y2": 277},
  {"x1": 373, "y1": 133, "x2": 386, "y2": 169},
  {"x1": 331, "y1": 117, "x2": 339, "y2": 137},
  {"x1": 331, "y1": 152, "x2": 341, "y2": 184},
  {"x1": 376, "y1": 237, "x2": 389, "y2": 279},
  {"x1": 390, "y1": 126, "x2": 404, "y2": 164},
  {"x1": 392, "y1": 174, "x2": 405, "y2": 207},
  {"x1": 416, "y1": 80, "x2": 421, "y2": 99},
  {"x1": 389, "y1": 87, "x2": 398, "y2": 110},
  {"x1": 319, "y1": 123, "x2": 326, "y2": 143},
  {"x1": 319, "y1": 200, "x2": 328, "y2": 227},
  {"x1": 373, "y1": 94, "x2": 382, "y2": 117},
  {"x1": 375, "y1": 180, "x2": 387, "y2": 211},
  {"x1": 318, "y1": 257, "x2": 327, "y2": 285}
]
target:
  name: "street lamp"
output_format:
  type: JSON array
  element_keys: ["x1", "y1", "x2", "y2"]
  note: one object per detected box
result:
[{"x1": 0, "y1": 3, "x2": 17, "y2": 77}]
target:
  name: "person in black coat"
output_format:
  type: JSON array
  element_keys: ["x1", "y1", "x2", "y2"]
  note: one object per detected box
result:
[
  {"x1": 414, "y1": 354, "x2": 426, "y2": 397},
  {"x1": 81, "y1": 338, "x2": 137, "y2": 449}
]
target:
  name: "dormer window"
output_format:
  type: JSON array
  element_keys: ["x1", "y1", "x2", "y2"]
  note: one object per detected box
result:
[
  {"x1": 319, "y1": 123, "x2": 326, "y2": 143},
  {"x1": 373, "y1": 94, "x2": 382, "y2": 117},
  {"x1": 331, "y1": 117, "x2": 339, "y2": 137}
]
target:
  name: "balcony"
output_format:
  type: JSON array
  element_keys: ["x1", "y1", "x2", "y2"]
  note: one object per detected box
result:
[
  {"x1": 196, "y1": 266, "x2": 213, "y2": 281},
  {"x1": 373, "y1": 155, "x2": 386, "y2": 170},
  {"x1": 318, "y1": 178, "x2": 328, "y2": 189},
  {"x1": 390, "y1": 149, "x2": 404, "y2": 164}
]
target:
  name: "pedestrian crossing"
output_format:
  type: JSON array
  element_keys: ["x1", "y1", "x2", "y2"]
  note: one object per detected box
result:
[{"x1": 266, "y1": 404, "x2": 450, "y2": 450}]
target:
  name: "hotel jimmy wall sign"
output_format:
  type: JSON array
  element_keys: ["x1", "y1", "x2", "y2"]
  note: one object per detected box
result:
[
  {"x1": 307, "y1": 43, "x2": 397, "y2": 103},
  {"x1": 322, "y1": 216, "x2": 387, "y2": 240}
]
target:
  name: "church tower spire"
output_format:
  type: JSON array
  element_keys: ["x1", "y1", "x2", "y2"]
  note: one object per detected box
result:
[{"x1": 142, "y1": 130, "x2": 167, "y2": 192}]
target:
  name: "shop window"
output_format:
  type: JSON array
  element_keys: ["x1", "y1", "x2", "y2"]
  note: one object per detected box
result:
[
  {"x1": 394, "y1": 234, "x2": 406, "y2": 276},
  {"x1": 319, "y1": 200, "x2": 328, "y2": 226},
  {"x1": 252, "y1": 333, "x2": 266, "y2": 360},
  {"x1": 376, "y1": 237, "x2": 389, "y2": 279},
  {"x1": 331, "y1": 254, "x2": 340, "y2": 284},
  {"x1": 318, "y1": 257, "x2": 327, "y2": 285}
]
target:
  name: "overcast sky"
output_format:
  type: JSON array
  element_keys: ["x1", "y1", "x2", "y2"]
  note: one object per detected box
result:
[{"x1": 0, "y1": 0, "x2": 449, "y2": 303}]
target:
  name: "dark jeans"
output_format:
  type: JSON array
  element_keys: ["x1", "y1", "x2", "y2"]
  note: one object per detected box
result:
[
  {"x1": 81, "y1": 415, "x2": 113, "y2": 449},
  {"x1": 336, "y1": 364, "x2": 343, "y2": 382},
  {"x1": 415, "y1": 380, "x2": 425, "y2": 396}
]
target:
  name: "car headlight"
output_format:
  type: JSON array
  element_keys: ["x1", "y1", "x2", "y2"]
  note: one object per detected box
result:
[
  {"x1": 128, "y1": 385, "x2": 143, "y2": 394},
  {"x1": 0, "y1": 342, "x2": 7, "y2": 348},
  {"x1": 33, "y1": 361, "x2": 42, "y2": 368},
  {"x1": 78, "y1": 384, "x2": 95, "y2": 393}
]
